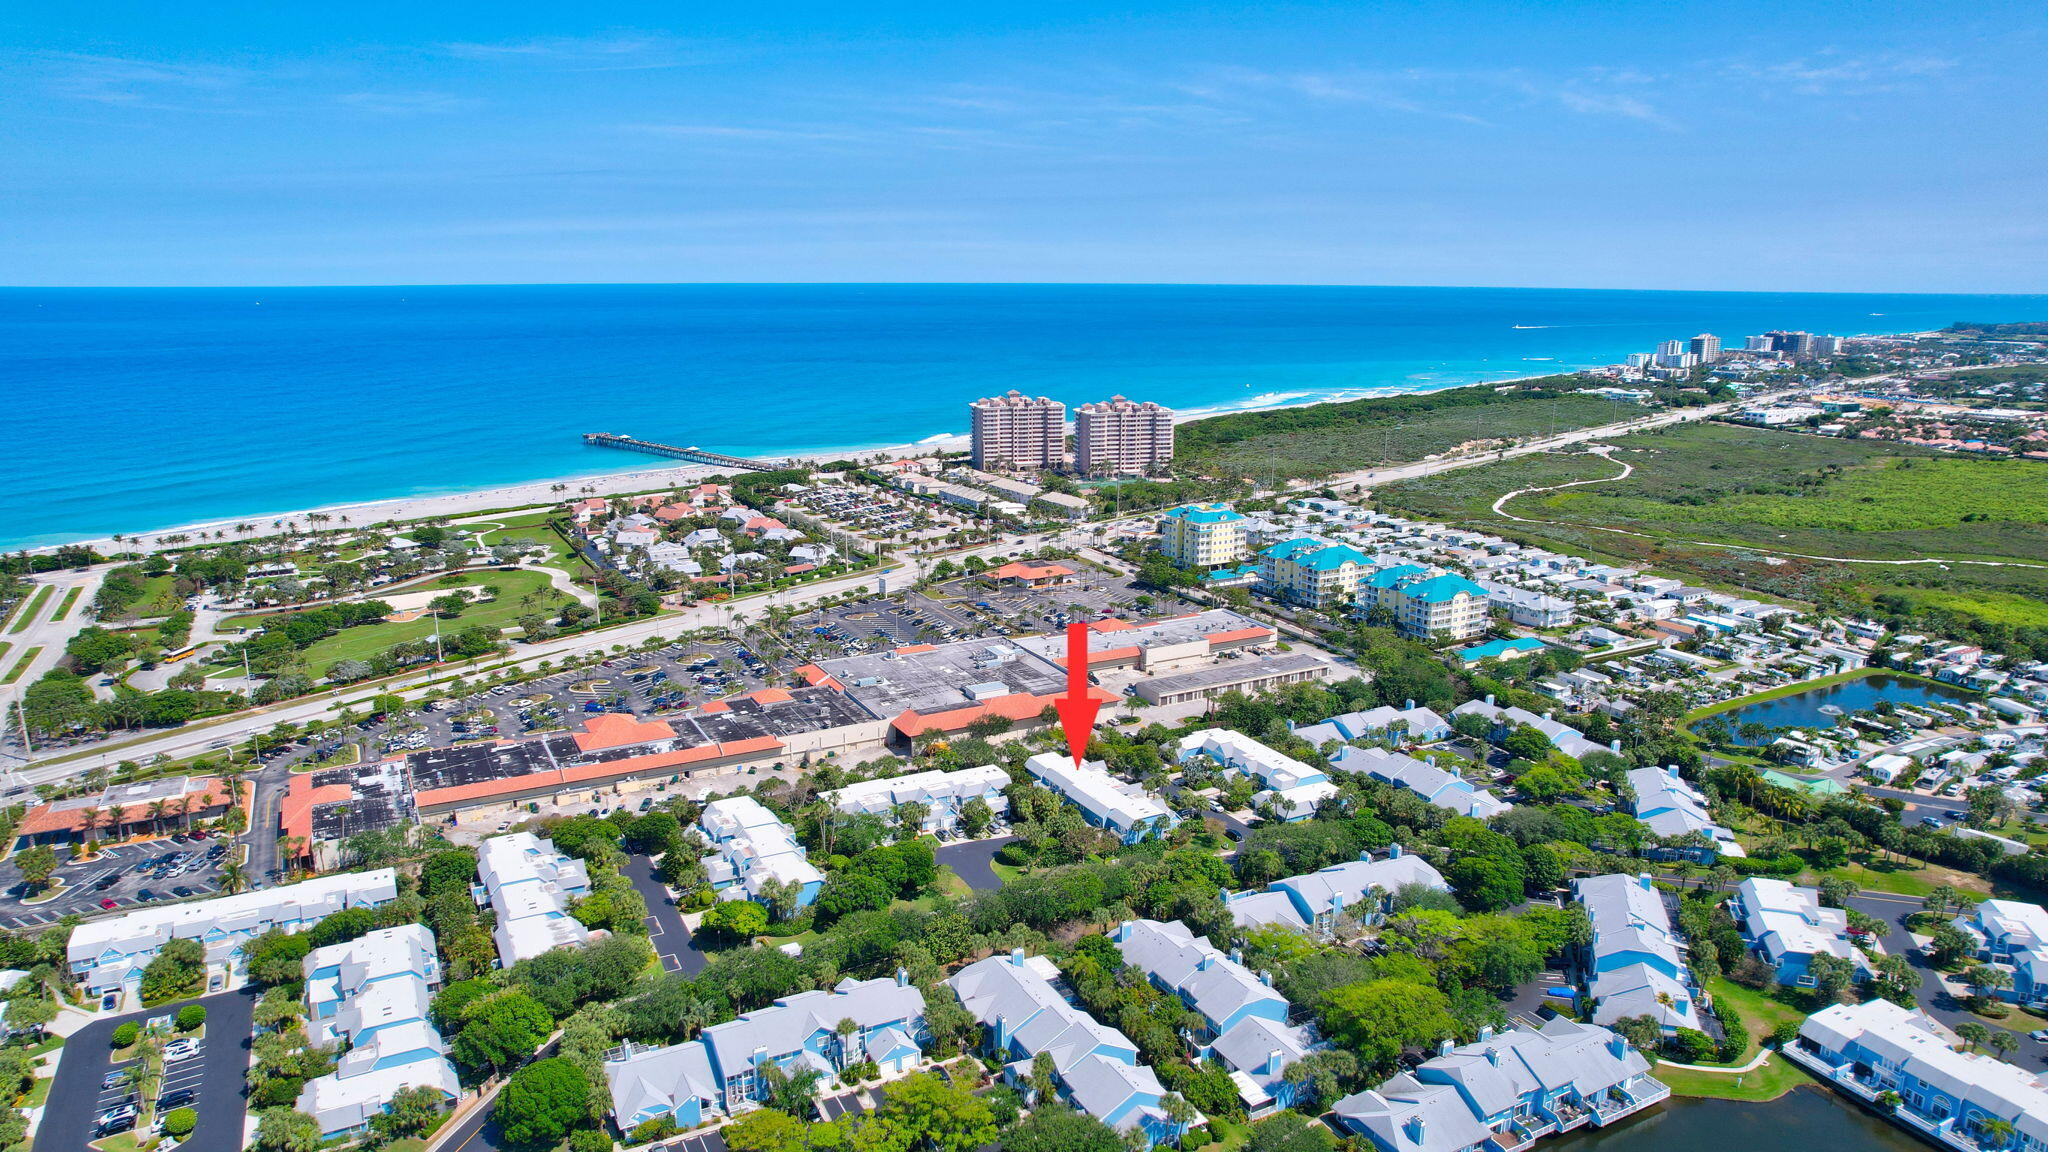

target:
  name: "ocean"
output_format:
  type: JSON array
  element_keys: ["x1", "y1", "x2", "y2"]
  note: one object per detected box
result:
[{"x1": 3, "y1": 283, "x2": 2043, "y2": 549}]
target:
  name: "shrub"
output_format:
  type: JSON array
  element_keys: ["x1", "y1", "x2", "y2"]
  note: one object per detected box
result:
[
  {"x1": 1665, "y1": 1027, "x2": 1716, "y2": 1064},
  {"x1": 1715, "y1": 1017, "x2": 1750, "y2": 1064},
  {"x1": 111, "y1": 1022, "x2": 140, "y2": 1048},
  {"x1": 164, "y1": 1108, "x2": 199, "y2": 1137},
  {"x1": 993, "y1": 842, "x2": 1033, "y2": 867},
  {"x1": 1770, "y1": 1020, "x2": 1803, "y2": 1048},
  {"x1": 628, "y1": 1117, "x2": 679, "y2": 1145},
  {"x1": 176, "y1": 1004, "x2": 207, "y2": 1032}
]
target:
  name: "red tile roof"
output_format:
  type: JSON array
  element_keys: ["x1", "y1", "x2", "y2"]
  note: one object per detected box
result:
[{"x1": 574, "y1": 712, "x2": 678, "y2": 753}]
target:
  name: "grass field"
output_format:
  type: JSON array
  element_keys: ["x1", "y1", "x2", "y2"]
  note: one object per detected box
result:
[
  {"x1": 1, "y1": 647, "x2": 42, "y2": 684},
  {"x1": 1800, "y1": 852, "x2": 1991, "y2": 899},
  {"x1": 53, "y1": 586, "x2": 84, "y2": 620},
  {"x1": 1175, "y1": 386, "x2": 1645, "y2": 481},
  {"x1": 1374, "y1": 421, "x2": 2048, "y2": 625},
  {"x1": 1705, "y1": 977, "x2": 1810, "y2": 1061},
  {"x1": 6, "y1": 585, "x2": 54, "y2": 634},
  {"x1": 272, "y1": 569, "x2": 573, "y2": 678},
  {"x1": 1653, "y1": 1054, "x2": 1814, "y2": 1101}
]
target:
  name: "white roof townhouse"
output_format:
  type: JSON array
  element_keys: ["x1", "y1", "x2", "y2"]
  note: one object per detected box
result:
[
  {"x1": 819, "y1": 765, "x2": 1010, "y2": 837},
  {"x1": 1177, "y1": 729, "x2": 1338, "y2": 821},
  {"x1": 297, "y1": 924, "x2": 460, "y2": 1138},
  {"x1": 475, "y1": 833, "x2": 593, "y2": 965},
  {"x1": 1329, "y1": 746, "x2": 1512, "y2": 820},
  {"x1": 1024, "y1": 754, "x2": 1172, "y2": 844},
  {"x1": 67, "y1": 868, "x2": 399, "y2": 995},
  {"x1": 1625, "y1": 766, "x2": 1745, "y2": 859},
  {"x1": 1573, "y1": 874, "x2": 1700, "y2": 1033},
  {"x1": 1731, "y1": 877, "x2": 1873, "y2": 986},
  {"x1": 1223, "y1": 848, "x2": 1449, "y2": 935},
  {"x1": 697, "y1": 796, "x2": 826, "y2": 909}
]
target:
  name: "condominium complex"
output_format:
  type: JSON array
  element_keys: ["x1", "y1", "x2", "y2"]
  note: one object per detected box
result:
[
  {"x1": 819, "y1": 764, "x2": 1010, "y2": 839},
  {"x1": 1024, "y1": 753, "x2": 1172, "y2": 844},
  {"x1": 475, "y1": 832, "x2": 592, "y2": 965},
  {"x1": 1687, "y1": 333, "x2": 1722, "y2": 362},
  {"x1": 1792, "y1": 999, "x2": 2048, "y2": 1152},
  {"x1": 298, "y1": 924, "x2": 460, "y2": 1138},
  {"x1": 697, "y1": 795, "x2": 826, "y2": 908},
  {"x1": 1159, "y1": 504, "x2": 1249, "y2": 568},
  {"x1": 1252, "y1": 540, "x2": 1488, "y2": 638},
  {"x1": 1177, "y1": 728, "x2": 1337, "y2": 821},
  {"x1": 1258, "y1": 539, "x2": 1375, "y2": 612},
  {"x1": 949, "y1": 948, "x2": 1191, "y2": 1146},
  {"x1": 606, "y1": 974, "x2": 928, "y2": 1131},
  {"x1": 969, "y1": 390, "x2": 1066, "y2": 471},
  {"x1": 1072, "y1": 395, "x2": 1174, "y2": 476},
  {"x1": 67, "y1": 868, "x2": 400, "y2": 996}
]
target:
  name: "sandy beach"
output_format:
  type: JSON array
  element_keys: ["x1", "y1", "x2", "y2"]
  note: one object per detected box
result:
[{"x1": 54, "y1": 371, "x2": 1573, "y2": 556}]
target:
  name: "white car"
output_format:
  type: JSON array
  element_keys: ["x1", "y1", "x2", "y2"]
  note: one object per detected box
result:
[{"x1": 163, "y1": 1039, "x2": 200, "y2": 1062}]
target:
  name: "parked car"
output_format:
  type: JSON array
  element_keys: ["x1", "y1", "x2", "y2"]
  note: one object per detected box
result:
[
  {"x1": 100, "y1": 898, "x2": 118, "y2": 910},
  {"x1": 96, "y1": 1105, "x2": 138, "y2": 1132},
  {"x1": 163, "y1": 1039, "x2": 200, "y2": 1062},
  {"x1": 102, "y1": 1070, "x2": 129, "y2": 1089},
  {"x1": 157, "y1": 1088, "x2": 196, "y2": 1111}
]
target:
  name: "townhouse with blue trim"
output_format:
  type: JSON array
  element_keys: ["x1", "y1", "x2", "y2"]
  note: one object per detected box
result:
[
  {"x1": 1025, "y1": 753, "x2": 1172, "y2": 844},
  {"x1": 1112, "y1": 919, "x2": 1319, "y2": 1118},
  {"x1": 1572, "y1": 874, "x2": 1700, "y2": 1034},
  {"x1": 1293, "y1": 702, "x2": 1452, "y2": 748},
  {"x1": 1622, "y1": 765, "x2": 1746, "y2": 862},
  {"x1": 606, "y1": 973, "x2": 928, "y2": 1132},
  {"x1": 696, "y1": 795, "x2": 826, "y2": 909},
  {"x1": 1333, "y1": 1019, "x2": 1668, "y2": 1152},
  {"x1": 1790, "y1": 999, "x2": 2048, "y2": 1152},
  {"x1": 475, "y1": 832, "x2": 594, "y2": 964},
  {"x1": 819, "y1": 764, "x2": 1010, "y2": 839},
  {"x1": 296, "y1": 924, "x2": 460, "y2": 1138},
  {"x1": 1222, "y1": 847, "x2": 1449, "y2": 936},
  {"x1": 1176, "y1": 729, "x2": 1337, "y2": 822},
  {"x1": 1952, "y1": 899, "x2": 2048, "y2": 1007},
  {"x1": 1731, "y1": 877, "x2": 1875, "y2": 988},
  {"x1": 948, "y1": 948, "x2": 1196, "y2": 1147},
  {"x1": 66, "y1": 868, "x2": 399, "y2": 997},
  {"x1": 1328, "y1": 746, "x2": 1512, "y2": 820}
]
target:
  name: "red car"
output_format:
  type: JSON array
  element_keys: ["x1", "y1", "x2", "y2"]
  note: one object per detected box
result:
[{"x1": 100, "y1": 898, "x2": 118, "y2": 910}]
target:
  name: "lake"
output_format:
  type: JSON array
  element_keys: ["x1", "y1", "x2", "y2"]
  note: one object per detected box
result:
[
  {"x1": 1716, "y1": 674, "x2": 1977, "y2": 745},
  {"x1": 1563, "y1": 1087, "x2": 1929, "y2": 1152}
]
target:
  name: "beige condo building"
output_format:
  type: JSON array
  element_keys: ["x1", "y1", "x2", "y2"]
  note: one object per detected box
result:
[
  {"x1": 1073, "y1": 395, "x2": 1173, "y2": 476},
  {"x1": 969, "y1": 391, "x2": 1066, "y2": 471}
]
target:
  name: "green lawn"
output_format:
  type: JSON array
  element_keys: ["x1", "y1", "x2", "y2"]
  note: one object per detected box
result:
[
  {"x1": 1654, "y1": 1053, "x2": 1815, "y2": 1101},
  {"x1": 1706, "y1": 977, "x2": 1810, "y2": 1060},
  {"x1": 287, "y1": 570, "x2": 574, "y2": 677},
  {"x1": 1800, "y1": 852, "x2": 1990, "y2": 899},
  {"x1": 6, "y1": 585, "x2": 54, "y2": 634},
  {"x1": 53, "y1": 586, "x2": 84, "y2": 621},
  {"x1": 1374, "y1": 421, "x2": 2048, "y2": 627},
  {"x1": 1, "y1": 648, "x2": 42, "y2": 685}
]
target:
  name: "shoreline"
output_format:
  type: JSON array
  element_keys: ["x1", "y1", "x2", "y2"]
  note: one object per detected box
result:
[{"x1": 29, "y1": 370, "x2": 1582, "y2": 556}]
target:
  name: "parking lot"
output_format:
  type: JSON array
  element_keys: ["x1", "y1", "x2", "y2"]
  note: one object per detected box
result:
[
  {"x1": 0, "y1": 837, "x2": 228, "y2": 929},
  {"x1": 41, "y1": 989, "x2": 254, "y2": 1152}
]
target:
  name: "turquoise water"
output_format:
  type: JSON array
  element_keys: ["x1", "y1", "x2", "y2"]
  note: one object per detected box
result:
[
  {"x1": 3, "y1": 283, "x2": 2043, "y2": 548},
  {"x1": 1721, "y1": 673, "x2": 1977, "y2": 742}
]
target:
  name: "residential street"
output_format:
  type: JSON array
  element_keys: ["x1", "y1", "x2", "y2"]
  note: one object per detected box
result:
[{"x1": 1845, "y1": 890, "x2": 2048, "y2": 1071}]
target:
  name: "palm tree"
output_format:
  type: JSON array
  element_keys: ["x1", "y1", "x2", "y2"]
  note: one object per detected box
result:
[
  {"x1": 147, "y1": 799, "x2": 170, "y2": 837},
  {"x1": 219, "y1": 862, "x2": 248, "y2": 895},
  {"x1": 106, "y1": 804, "x2": 127, "y2": 842},
  {"x1": 1978, "y1": 1118, "x2": 2017, "y2": 1150},
  {"x1": 177, "y1": 794, "x2": 194, "y2": 831},
  {"x1": 835, "y1": 1017, "x2": 862, "y2": 1070},
  {"x1": 78, "y1": 807, "x2": 103, "y2": 852}
]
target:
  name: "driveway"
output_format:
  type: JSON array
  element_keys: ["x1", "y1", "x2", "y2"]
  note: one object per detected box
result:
[
  {"x1": 622, "y1": 854, "x2": 710, "y2": 976},
  {"x1": 936, "y1": 836, "x2": 1016, "y2": 893},
  {"x1": 39, "y1": 987, "x2": 255, "y2": 1152},
  {"x1": 1846, "y1": 890, "x2": 2048, "y2": 1072}
]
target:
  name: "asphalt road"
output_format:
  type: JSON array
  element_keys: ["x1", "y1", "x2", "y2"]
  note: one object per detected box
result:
[
  {"x1": 935, "y1": 837, "x2": 1016, "y2": 893},
  {"x1": 1845, "y1": 890, "x2": 2048, "y2": 1071},
  {"x1": 623, "y1": 853, "x2": 710, "y2": 976},
  {"x1": 40, "y1": 987, "x2": 255, "y2": 1152}
]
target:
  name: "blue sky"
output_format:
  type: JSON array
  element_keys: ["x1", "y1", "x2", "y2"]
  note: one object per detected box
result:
[{"x1": 2, "y1": 1, "x2": 2043, "y2": 290}]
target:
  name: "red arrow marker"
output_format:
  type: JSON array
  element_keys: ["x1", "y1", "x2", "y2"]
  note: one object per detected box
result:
[{"x1": 1054, "y1": 620, "x2": 1100, "y2": 767}]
